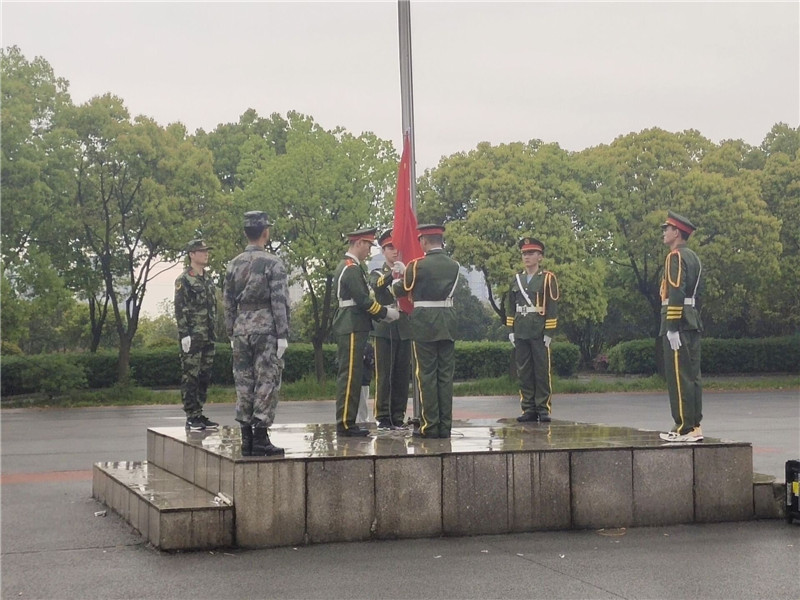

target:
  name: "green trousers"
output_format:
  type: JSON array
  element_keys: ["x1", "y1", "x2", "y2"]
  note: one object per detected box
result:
[
  {"x1": 412, "y1": 340, "x2": 454, "y2": 437},
  {"x1": 373, "y1": 336, "x2": 412, "y2": 425},
  {"x1": 180, "y1": 341, "x2": 215, "y2": 417},
  {"x1": 336, "y1": 331, "x2": 370, "y2": 431},
  {"x1": 514, "y1": 337, "x2": 552, "y2": 415},
  {"x1": 662, "y1": 330, "x2": 703, "y2": 434}
]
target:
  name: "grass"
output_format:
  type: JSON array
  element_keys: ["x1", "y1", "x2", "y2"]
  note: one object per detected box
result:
[{"x1": 2, "y1": 373, "x2": 797, "y2": 409}]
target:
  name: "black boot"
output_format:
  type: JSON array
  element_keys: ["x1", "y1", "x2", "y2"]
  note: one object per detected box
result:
[
  {"x1": 252, "y1": 426, "x2": 285, "y2": 456},
  {"x1": 240, "y1": 424, "x2": 253, "y2": 457}
]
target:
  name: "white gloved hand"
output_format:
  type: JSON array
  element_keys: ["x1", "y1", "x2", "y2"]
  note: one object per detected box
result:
[
  {"x1": 543, "y1": 335, "x2": 552, "y2": 348},
  {"x1": 181, "y1": 336, "x2": 191, "y2": 353},
  {"x1": 277, "y1": 338, "x2": 288, "y2": 359},
  {"x1": 508, "y1": 333, "x2": 515, "y2": 345},
  {"x1": 230, "y1": 340, "x2": 234, "y2": 350},
  {"x1": 666, "y1": 330, "x2": 682, "y2": 351},
  {"x1": 391, "y1": 261, "x2": 406, "y2": 277},
  {"x1": 384, "y1": 307, "x2": 400, "y2": 322}
]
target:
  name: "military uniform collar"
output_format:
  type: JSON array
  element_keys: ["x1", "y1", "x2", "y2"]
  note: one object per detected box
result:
[
  {"x1": 345, "y1": 251, "x2": 360, "y2": 264},
  {"x1": 426, "y1": 248, "x2": 444, "y2": 255},
  {"x1": 245, "y1": 243, "x2": 264, "y2": 251}
]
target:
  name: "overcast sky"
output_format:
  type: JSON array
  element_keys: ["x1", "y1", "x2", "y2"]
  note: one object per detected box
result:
[{"x1": 3, "y1": 0, "x2": 799, "y2": 315}]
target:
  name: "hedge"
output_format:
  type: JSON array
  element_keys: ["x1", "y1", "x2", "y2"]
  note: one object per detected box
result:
[
  {"x1": 607, "y1": 335, "x2": 800, "y2": 375},
  {"x1": 1, "y1": 340, "x2": 580, "y2": 396}
]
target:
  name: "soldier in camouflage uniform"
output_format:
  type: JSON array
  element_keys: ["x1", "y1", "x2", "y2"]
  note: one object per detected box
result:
[
  {"x1": 392, "y1": 224, "x2": 460, "y2": 439},
  {"x1": 658, "y1": 211, "x2": 704, "y2": 443},
  {"x1": 369, "y1": 229, "x2": 412, "y2": 430},
  {"x1": 223, "y1": 211, "x2": 290, "y2": 456},
  {"x1": 332, "y1": 227, "x2": 399, "y2": 437},
  {"x1": 505, "y1": 237, "x2": 559, "y2": 423},
  {"x1": 175, "y1": 239, "x2": 219, "y2": 431}
]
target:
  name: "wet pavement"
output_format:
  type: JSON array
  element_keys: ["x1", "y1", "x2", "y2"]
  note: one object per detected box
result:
[{"x1": 2, "y1": 390, "x2": 798, "y2": 599}]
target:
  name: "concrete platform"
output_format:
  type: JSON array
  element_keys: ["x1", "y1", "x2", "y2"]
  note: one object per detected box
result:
[{"x1": 91, "y1": 418, "x2": 763, "y2": 550}]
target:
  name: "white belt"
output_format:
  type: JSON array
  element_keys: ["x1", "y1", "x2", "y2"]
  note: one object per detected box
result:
[
  {"x1": 414, "y1": 299, "x2": 454, "y2": 308},
  {"x1": 516, "y1": 306, "x2": 544, "y2": 315},
  {"x1": 338, "y1": 299, "x2": 356, "y2": 308},
  {"x1": 661, "y1": 298, "x2": 696, "y2": 307}
]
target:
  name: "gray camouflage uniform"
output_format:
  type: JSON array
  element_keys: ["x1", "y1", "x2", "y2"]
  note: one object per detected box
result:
[{"x1": 223, "y1": 228, "x2": 290, "y2": 428}]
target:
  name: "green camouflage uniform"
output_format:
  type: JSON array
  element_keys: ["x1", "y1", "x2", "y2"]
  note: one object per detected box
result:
[
  {"x1": 369, "y1": 263, "x2": 412, "y2": 426},
  {"x1": 223, "y1": 245, "x2": 290, "y2": 427},
  {"x1": 659, "y1": 242, "x2": 703, "y2": 435},
  {"x1": 175, "y1": 267, "x2": 217, "y2": 418},
  {"x1": 394, "y1": 248, "x2": 460, "y2": 438},
  {"x1": 332, "y1": 253, "x2": 389, "y2": 432},
  {"x1": 505, "y1": 269, "x2": 559, "y2": 416}
]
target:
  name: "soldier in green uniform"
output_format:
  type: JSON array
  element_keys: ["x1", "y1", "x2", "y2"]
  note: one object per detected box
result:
[
  {"x1": 369, "y1": 229, "x2": 412, "y2": 430},
  {"x1": 505, "y1": 237, "x2": 559, "y2": 422},
  {"x1": 174, "y1": 239, "x2": 219, "y2": 431},
  {"x1": 393, "y1": 224, "x2": 460, "y2": 439},
  {"x1": 333, "y1": 228, "x2": 399, "y2": 437},
  {"x1": 658, "y1": 211, "x2": 704, "y2": 442}
]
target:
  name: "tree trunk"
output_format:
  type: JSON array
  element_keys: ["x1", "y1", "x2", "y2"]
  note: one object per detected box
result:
[
  {"x1": 312, "y1": 339, "x2": 326, "y2": 385},
  {"x1": 117, "y1": 335, "x2": 132, "y2": 384}
]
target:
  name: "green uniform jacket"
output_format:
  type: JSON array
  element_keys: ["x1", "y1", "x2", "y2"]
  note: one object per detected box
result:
[
  {"x1": 659, "y1": 243, "x2": 703, "y2": 335},
  {"x1": 174, "y1": 267, "x2": 217, "y2": 343},
  {"x1": 332, "y1": 254, "x2": 388, "y2": 336},
  {"x1": 394, "y1": 249, "x2": 460, "y2": 342},
  {"x1": 504, "y1": 270, "x2": 559, "y2": 339},
  {"x1": 369, "y1": 264, "x2": 411, "y2": 340}
]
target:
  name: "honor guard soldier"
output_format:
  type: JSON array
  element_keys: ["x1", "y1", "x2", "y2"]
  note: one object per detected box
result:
[
  {"x1": 505, "y1": 237, "x2": 560, "y2": 422},
  {"x1": 392, "y1": 224, "x2": 460, "y2": 439},
  {"x1": 333, "y1": 228, "x2": 399, "y2": 437},
  {"x1": 369, "y1": 229, "x2": 412, "y2": 430},
  {"x1": 658, "y1": 211, "x2": 704, "y2": 442},
  {"x1": 223, "y1": 211, "x2": 290, "y2": 456},
  {"x1": 175, "y1": 239, "x2": 219, "y2": 431}
]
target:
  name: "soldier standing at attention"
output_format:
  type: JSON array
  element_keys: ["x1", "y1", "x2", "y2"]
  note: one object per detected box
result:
[
  {"x1": 333, "y1": 228, "x2": 399, "y2": 437},
  {"x1": 505, "y1": 237, "x2": 559, "y2": 423},
  {"x1": 223, "y1": 211, "x2": 290, "y2": 456},
  {"x1": 658, "y1": 211, "x2": 704, "y2": 443},
  {"x1": 393, "y1": 224, "x2": 460, "y2": 439},
  {"x1": 369, "y1": 229, "x2": 412, "y2": 430},
  {"x1": 175, "y1": 239, "x2": 219, "y2": 431}
]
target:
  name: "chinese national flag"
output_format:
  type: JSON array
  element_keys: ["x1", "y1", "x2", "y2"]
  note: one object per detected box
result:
[{"x1": 392, "y1": 132, "x2": 423, "y2": 314}]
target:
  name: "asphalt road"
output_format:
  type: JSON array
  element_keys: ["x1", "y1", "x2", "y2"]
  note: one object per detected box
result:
[{"x1": 2, "y1": 390, "x2": 798, "y2": 599}]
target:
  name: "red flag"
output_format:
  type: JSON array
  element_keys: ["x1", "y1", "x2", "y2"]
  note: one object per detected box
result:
[{"x1": 392, "y1": 132, "x2": 423, "y2": 314}]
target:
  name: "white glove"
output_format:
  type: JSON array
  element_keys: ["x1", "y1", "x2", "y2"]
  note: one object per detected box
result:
[
  {"x1": 543, "y1": 335, "x2": 552, "y2": 348},
  {"x1": 508, "y1": 333, "x2": 515, "y2": 345},
  {"x1": 230, "y1": 341, "x2": 234, "y2": 350},
  {"x1": 181, "y1": 336, "x2": 191, "y2": 353},
  {"x1": 384, "y1": 307, "x2": 400, "y2": 322},
  {"x1": 391, "y1": 261, "x2": 406, "y2": 276},
  {"x1": 277, "y1": 338, "x2": 288, "y2": 359},
  {"x1": 666, "y1": 330, "x2": 682, "y2": 351}
]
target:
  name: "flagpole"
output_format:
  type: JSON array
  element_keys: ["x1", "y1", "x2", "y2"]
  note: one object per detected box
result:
[
  {"x1": 398, "y1": 0, "x2": 421, "y2": 423},
  {"x1": 398, "y1": 0, "x2": 417, "y2": 213}
]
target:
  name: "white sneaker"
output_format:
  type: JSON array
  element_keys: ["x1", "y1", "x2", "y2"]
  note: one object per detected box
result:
[{"x1": 659, "y1": 427, "x2": 703, "y2": 442}]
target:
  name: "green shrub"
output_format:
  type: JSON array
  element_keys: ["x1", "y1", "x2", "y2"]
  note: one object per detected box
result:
[
  {"x1": 73, "y1": 351, "x2": 119, "y2": 389},
  {"x1": 131, "y1": 347, "x2": 182, "y2": 387},
  {"x1": 608, "y1": 339, "x2": 658, "y2": 375},
  {"x1": 608, "y1": 336, "x2": 800, "y2": 375},
  {"x1": 18, "y1": 354, "x2": 87, "y2": 398}
]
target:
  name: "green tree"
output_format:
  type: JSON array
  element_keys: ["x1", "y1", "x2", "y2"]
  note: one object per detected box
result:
[
  {"x1": 238, "y1": 112, "x2": 397, "y2": 381},
  {"x1": 61, "y1": 94, "x2": 222, "y2": 382},
  {"x1": 417, "y1": 140, "x2": 608, "y2": 362}
]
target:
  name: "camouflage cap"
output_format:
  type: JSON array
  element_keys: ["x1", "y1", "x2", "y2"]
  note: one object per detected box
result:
[
  {"x1": 186, "y1": 239, "x2": 212, "y2": 253},
  {"x1": 244, "y1": 211, "x2": 271, "y2": 228}
]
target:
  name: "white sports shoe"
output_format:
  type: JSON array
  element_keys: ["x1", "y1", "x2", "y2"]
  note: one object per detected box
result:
[{"x1": 659, "y1": 426, "x2": 703, "y2": 442}]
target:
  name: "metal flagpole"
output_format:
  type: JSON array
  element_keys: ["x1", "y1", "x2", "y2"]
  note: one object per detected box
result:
[{"x1": 397, "y1": 0, "x2": 421, "y2": 423}]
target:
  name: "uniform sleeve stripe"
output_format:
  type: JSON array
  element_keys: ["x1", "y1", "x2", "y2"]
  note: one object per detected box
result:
[
  {"x1": 506, "y1": 318, "x2": 514, "y2": 327},
  {"x1": 367, "y1": 301, "x2": 382, "y2": 315}
]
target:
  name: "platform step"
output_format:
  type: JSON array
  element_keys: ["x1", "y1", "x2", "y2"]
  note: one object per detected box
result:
[{"x1": 93, "y1": 461, "x2": 234, "y2": 551}]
